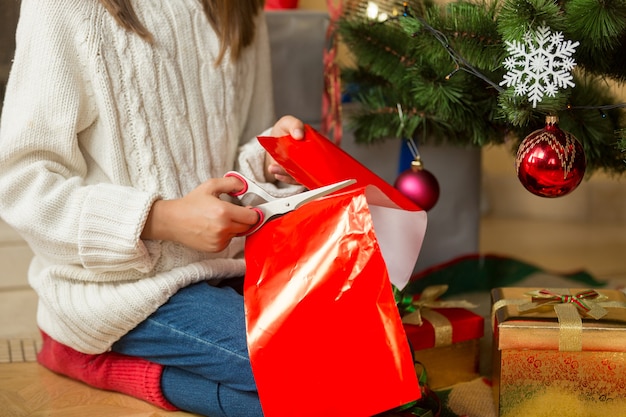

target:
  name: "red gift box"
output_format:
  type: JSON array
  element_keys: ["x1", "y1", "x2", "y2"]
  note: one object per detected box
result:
[
  {"x1": 400, "y1": 287, "x2": 484, "y2": 389},
  {"x1": 403, "y1": 307, "x2": 484, "y2": 351}
]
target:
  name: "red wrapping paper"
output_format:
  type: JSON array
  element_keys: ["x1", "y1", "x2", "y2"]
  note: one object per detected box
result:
[
  {"x1": 258, "y1": 124, "x2": 420, "y2": 212},
  {"x1": 244, "y1": 125, "x2": 423, "y2": 416},
  {"x1": 403, "y1": 308, "x2": 484, "y2": 351},
  {"x1": 245, "y1": 190, "x2": 419, "y2": 416}
]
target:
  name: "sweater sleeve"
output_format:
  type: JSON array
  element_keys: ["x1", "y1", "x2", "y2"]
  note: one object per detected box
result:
[{"x1": 0, "y1": 1, "x2": 159, "y2": 274}]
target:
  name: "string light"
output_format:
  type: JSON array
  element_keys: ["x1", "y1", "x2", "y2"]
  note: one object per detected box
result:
[
  {"x1": 377, "y1": 2, "x2": 626, "y2": 114},
  {"x1": 381, "y1": 3, "x2": 504, "y2": 92}
]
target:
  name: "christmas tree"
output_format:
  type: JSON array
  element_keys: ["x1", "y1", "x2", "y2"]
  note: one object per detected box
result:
[{"x1": 336, "y1": 0, "x2": 626, "y2": 177}]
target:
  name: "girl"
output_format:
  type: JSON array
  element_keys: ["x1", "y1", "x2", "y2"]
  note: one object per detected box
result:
[{"x1": 0, "y1": 1, "x2": 304, "y2": 415}]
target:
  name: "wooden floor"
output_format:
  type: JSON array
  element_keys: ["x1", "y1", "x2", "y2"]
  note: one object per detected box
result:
[
  {"x1": 0, "y1": 362, "x2": 199, "y2": 417},
  {"x1": 0, "y1": 337, "x2": 199, "y2": 417}
]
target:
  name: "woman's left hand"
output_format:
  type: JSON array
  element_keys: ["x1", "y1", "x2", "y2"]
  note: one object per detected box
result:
[{"x1": 264, "y1": 115, "x2": 304, "y2": 184}]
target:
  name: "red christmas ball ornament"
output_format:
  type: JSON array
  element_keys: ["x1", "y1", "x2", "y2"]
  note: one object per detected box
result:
[
  {"x1": 515, "y1": 115, "x2": 586, "y2": 198},
  {"x1": 394, "y1": 157, "x2": 440, "y2": 211}
]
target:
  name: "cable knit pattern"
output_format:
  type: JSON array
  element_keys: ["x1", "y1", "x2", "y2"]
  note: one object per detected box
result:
[{"x1": 0, "y1": 0, "x2": 296, "y2": 353}]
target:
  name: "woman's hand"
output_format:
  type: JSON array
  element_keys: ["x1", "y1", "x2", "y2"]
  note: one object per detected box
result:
[
  {"x1": 141, "y1": 176, "x2": 260, "y2": 252},
  {"x1": 264, "y1": 115, "x2": 305, "y2": 184}
]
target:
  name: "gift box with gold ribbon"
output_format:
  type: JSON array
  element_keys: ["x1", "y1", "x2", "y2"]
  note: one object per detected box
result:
[
  {"x1": 397, "y1": 285, "x2": 485, "y2": 389},
  {"x1": 491, "y1": 287, "x2": 626, "y2": 417}
]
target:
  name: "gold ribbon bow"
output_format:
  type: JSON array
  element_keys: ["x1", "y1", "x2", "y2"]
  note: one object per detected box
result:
[
  {"x1": 400, "y1": 285, "x2": 478, "y2": 347},
  {"x1": 519, "y1": 289, "x2": 608, "y2": 319},
  {"x1": 493, "y1": 288, "x2": 626, "y2": 352}
]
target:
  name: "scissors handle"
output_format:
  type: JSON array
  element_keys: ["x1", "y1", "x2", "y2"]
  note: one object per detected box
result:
[
  {"x1": 224, "y1": 171, "x2": 276, "y2": 203},
  {"x1": 224, "y1": 171, "x2": 249, "y2": 197},
  {"x1": 224, "y1": 171, "x2": 269, "y2": 237},
  {"x1": 236, "y1": 207, "x2": 265, "y2": 237}
]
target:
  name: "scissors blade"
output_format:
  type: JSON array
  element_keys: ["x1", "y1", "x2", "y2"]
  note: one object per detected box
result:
[
  {"x1": 292, "y1": 178, "x2": 356, "y2": 208},
  {"x1": 260, "y1": 178, "x2": 356, "y2": 217}
]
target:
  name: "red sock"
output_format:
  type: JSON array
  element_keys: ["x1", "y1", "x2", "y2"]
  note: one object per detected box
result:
[{"x1": 37, "y1": 331, "x2": 178, "y2": 411}]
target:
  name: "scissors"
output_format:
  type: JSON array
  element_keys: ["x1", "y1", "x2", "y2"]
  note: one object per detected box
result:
[{"x1": 224, "y1": 171, "x2": 356, "y2": 236}]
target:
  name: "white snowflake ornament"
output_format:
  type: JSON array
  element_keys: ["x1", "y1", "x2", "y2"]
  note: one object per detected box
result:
[{"x1": 500, "y1": 25, "x2": 579, "y2": 108}]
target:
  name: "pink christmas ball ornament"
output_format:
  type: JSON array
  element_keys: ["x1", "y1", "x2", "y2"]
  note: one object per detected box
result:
[{"x1": 394, "y1": 161, "x2": 440, "y2": 211}]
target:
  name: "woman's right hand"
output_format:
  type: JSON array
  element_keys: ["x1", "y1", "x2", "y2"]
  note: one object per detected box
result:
[{"x1": 141, "y1": 176, "x2": 260, "y2": 252}]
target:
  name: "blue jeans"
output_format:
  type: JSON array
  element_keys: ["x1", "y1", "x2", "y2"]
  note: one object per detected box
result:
[{"x1": 111, "y1": 280, "x2": 263, "y2": 417}]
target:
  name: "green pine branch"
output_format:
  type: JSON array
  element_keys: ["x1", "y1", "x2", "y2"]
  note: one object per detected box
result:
[{"x1": 338, "y1": 0, "x2": 626, "y2": 176}]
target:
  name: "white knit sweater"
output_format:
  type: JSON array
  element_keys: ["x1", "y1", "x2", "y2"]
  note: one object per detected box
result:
[{"x1": 0, "y1": 0, "x2": 297, "y2": 353}]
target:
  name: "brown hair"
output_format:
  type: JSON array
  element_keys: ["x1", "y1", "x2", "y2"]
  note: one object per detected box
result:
[{"x1": 99, "y1": 0, "x2": 265, "y2": 63}]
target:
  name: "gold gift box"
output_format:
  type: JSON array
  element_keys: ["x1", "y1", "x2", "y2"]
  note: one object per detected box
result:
[
  {"x1": 491, "y1": 287, "x2": 626, "y2": 417},
  {"x1": 413, "y1": 338, "x2": 481, "y2": 390},
  {"x1": 401, "y1": 285, "x2": 485, "y2": 390}
]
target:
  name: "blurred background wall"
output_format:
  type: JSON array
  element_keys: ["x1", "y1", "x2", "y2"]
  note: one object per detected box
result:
[{"x1": 0, "y1": 0, "x2": 20, "y2": 113}]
